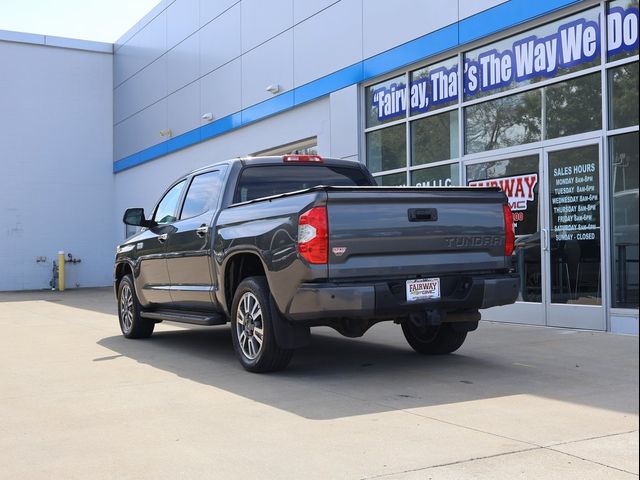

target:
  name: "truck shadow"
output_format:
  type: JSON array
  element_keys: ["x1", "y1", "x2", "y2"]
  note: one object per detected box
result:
[{"x1": 97, "y1": 323, "x2": 638, "y2": 420}]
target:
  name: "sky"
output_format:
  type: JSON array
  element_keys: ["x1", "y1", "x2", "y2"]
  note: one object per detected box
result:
[{"x1": 0, "y1": 0, "x2": 161, "y2": 43}]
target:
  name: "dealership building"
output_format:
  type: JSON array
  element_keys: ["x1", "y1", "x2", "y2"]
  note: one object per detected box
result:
[{"x1": 0, "y1": 0, "x2": 637, "y2": 334}]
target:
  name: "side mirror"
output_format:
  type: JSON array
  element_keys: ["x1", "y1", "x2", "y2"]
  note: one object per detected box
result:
[{"x1": 123, "y1": 208, "x2": 153, "y2": 227}]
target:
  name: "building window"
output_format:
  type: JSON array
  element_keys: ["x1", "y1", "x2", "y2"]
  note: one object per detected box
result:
[
  {"x1": 608, "y1": 62, "x2": 639, "y2": 129},
  {"x1": 411, "y1": 110, "x2": 459, "y2": 165},
  {"x1": 610, "y1": 132, "x2": 639, "y2": 309},
  {"x1": 607, "y1": 0, "x2": 639, "y2": 62},
  {"x1": 545, "y1": 72, "x2": 602, "y2": 139},
  {"x1": 366, "y1": 123, "x2": 406, "y2": 173},
  {"x1": 465, "y1": 89, "x2": 541, "y2": 154},
  {"x1": 411, "y1": 163, "x2": 459, "y2": 186},
  {"x1": 375, "y1": 171, "x2": 406, "y2": 186},
  {"x1": 463, "y1": 6, "x2": 601, "y2": 100},
  {"x1": 365, "y1": 75, "x2": 407, "y2": 128}
]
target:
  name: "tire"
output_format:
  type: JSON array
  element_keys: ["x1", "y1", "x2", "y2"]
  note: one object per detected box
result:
[
  {"x1": 230, "y1": 277, "x2": 293, "y2": 373},
  {"x1": 401, "y1": 322, "x2": 467, "y2": 355},
  {"x1": 117, "y1": 275, "x2": 155, "y2": 339}
]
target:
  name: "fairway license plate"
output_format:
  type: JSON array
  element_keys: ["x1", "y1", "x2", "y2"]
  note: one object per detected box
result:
[{"x1": 406, "y1": 278, "x2": 440, "y2": 302}]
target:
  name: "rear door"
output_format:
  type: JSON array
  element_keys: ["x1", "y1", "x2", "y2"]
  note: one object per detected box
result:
[
  {"x1": 325, "y1": 187, "x2": 508, "y2": 280},
  {"x1": 165, "y1": 168, "x2": 226, "y2": 310}
]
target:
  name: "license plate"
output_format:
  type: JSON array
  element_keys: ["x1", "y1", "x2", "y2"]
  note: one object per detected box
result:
[{"x1": 406, "y1": 278, "x2": 440, "y2": 302}]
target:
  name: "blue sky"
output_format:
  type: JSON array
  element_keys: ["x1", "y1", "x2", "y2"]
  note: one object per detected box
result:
[{"x1": 0, "y1": 0, "x2": 161, "y2": 42}]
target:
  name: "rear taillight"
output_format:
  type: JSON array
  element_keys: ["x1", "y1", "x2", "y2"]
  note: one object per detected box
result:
[
  {"x1": 503, "y1": 204, "x2": 515, "y2": 256},
  {"x1": 297, "y1": 206, "x2": 328, "y2": 264},
  {"x1": 283, "y1": 154, "x2": 323, "y2": 163}
]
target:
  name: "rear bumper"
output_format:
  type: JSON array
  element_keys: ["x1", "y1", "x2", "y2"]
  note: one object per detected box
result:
[{"x1": 285, "y1": 273, "x2": 519, "y2": 322}]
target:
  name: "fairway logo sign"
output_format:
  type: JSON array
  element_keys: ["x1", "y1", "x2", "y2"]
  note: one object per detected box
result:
[
  {"x1": 468, "y1": 173, "x2": 538, "y2": 212},
  {"x1": 370, "y1": 7, "x2": 639, "y2": 121}
]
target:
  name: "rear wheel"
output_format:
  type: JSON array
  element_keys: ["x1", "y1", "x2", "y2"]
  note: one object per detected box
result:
[
  {"x1": 117, "y1": 275, "x2": 154, "y2": 339},
  {"x1": 231, "y1": 277, "x2": 293, "y2": 373},
  {"x1": 401, "y1": 322, "x2": 467, "y2": 355}
]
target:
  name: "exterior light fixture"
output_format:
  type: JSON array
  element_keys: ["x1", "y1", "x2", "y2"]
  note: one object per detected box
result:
[
  {"x1": 159, "y1": 129, "x2": 172, "y2": 138},
  {"x1": 266, "y1": 84, "x2": 280, "y2": 94},
  {"x1": 201, "y1": 112, "x2": 214, "y2": 122}
]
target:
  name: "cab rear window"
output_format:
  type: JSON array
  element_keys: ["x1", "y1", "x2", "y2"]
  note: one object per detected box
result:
[{"x1": 235, "y1": 165, "x2": 371, "y2": 202}]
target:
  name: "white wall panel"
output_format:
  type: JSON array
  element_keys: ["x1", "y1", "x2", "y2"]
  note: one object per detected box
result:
[
  {"x1": 168, "y1": 81, "x2": 200, "y2": 136},
  {"x1": 241, "y1": 0, "x2": 293, "y2": 52},
  {"x1": 200, "y1": 58, "x2": 242, "y2": 123},
  {"x1": 114, "y1": 55, "x2": 167, "y2": 124},
  {"x1": 115, "y1": 99, "x2": 168, "y2": 159},
  {"x1": 199, "y1": 3, "x2": 241, "y2": 75},
  {"x1": 294, "y1": 0, "x2": 362, "y2": 87},
  {"x1": 329, "y1": 84, "x2": 359, "y2": 159},
  {"x1": 167, "y1": 33, "x2": 199, "y2": 94},
  {"x1": 459, "y1": 0, "x2": 508, "y2": 20},
  {"x1": 114, "y1": 10, "x2": 166, "y2": 86},
  {"x1": 241, "y1": 30, "x2": 294, "y2": 108},
  {"x1": 293, "y1": 0, "x2": 340, "y2": 24},
  {"x1": 166, "y1": 0, "x2": 199, "y2": 49},
  {"x1": 363, "y1": 0, "x2": 458, "y2": 58},
  {"x1": 199, "y1": 0, "x2": 238, "y2": 27}
]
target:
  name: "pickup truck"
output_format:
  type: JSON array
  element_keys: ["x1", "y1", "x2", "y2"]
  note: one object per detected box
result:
[{"x1": 115, "y1": 155, "x2": 519, "y2": 372}]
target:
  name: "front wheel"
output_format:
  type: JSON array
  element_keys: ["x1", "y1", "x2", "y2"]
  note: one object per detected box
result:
[
  {"x1": 401, "y1": 322, "x2": 467, "y2": 355},
  {"x1": 117, "y1": 275, "x2": 154, "y2": 339},
  {"x1": 230, "y1": 277, "x2": 293, "y2": 373}
]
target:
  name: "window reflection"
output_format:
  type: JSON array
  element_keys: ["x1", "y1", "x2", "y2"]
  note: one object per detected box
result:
[
  {"x1": 465, "y1": 90, "x2": 541, "y2": 154},
  {"x1": 610, "y1": 132, "x2": 639, "y2": 308}
]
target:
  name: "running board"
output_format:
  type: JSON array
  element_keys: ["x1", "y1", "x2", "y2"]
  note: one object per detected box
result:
[{"x1": 140, "y1": 310, "x2": 226, "y2": 326}]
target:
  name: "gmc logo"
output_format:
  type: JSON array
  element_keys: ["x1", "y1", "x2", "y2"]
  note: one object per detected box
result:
[{"x1": 445, "y1": 236, "x2": 503, "y2": 248}]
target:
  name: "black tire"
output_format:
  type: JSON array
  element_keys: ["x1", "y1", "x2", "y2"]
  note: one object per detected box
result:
[
  {"x1": 230, "y1": 277, "x2": 293, "y2": 373},
  {"x1": 401, "y1": 322, "x2": 467, "y2": 355},
  {"x1": 117, "y1": 275, "x2": 155, "y2": 339}
]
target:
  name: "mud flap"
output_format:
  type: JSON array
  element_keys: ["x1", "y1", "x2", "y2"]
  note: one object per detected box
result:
[{"x1": 269, "y1": 294, "x2": 310, "y2": 349}]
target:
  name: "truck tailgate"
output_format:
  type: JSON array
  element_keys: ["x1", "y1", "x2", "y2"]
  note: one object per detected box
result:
[{"x1": 325, "y1": 187, "x2": 508, "y2": 280}]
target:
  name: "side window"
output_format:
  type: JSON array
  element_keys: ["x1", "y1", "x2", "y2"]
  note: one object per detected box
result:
[
  {"x1": 153, "y1": 180, "x2": 186, "y2": 225},
  {"x1": 180, "y1": 170, "x2": 225, "y2": 219}
]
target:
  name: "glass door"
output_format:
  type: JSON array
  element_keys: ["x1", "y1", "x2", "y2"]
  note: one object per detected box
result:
[
  {"x1": 465, "y1": 150, "x2": 546, "y2": 326},
  {"x1": 543, "y1": 139, "x2": 605, "y2": 330}
]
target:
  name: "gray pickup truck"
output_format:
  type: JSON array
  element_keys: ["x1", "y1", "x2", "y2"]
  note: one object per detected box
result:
[{"x1": 115, "y1": 155, "x2": 519, "y2": 372}]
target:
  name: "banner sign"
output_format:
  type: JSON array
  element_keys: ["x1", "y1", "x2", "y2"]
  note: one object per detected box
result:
[
  {"x1": 370, "y1": 6, "x2": 639, "y2": 122},
  {"x1": 468, "y1": 173, "x2": 538, "y2": 212}
]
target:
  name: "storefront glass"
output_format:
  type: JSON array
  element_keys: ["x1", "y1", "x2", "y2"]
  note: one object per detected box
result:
[
  {"x1": 412, "y1": 163, "x2": 459, "y2": 187},
  {"x1": 465, "y1": 90, "x2": 541, "y2": 154},
  {"x1": 610, "y1": 132, "x2": 639, "y2": 308},
  {"x1": 545, "y1": 72, "x2": 602, "y2": 138},
  {"x1": 608, "y1": 62, "x2": 639, "y2": 129},
  {"x1": 467, "y1": 155, "x2": 540, "y2": 302},
  {"x1": 366, "y1": 123, "x2": 405, "y2": 173},
  {"x1": 364, "y1": 2, "x2": 639, "y2": 325},
  {"x1": 463, "y1": 7, "x2": 601, "y2": 100},
  {"x1": 411, "y1": 110, "x2": 458, "y2": 165}
]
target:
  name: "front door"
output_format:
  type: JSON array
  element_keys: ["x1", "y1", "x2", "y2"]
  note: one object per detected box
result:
[
  {"x1": 165, "y1": 168, "x2": 226, "y2": 310},
  {"x1": 544, "y1": 140, "x2": 605, "y2": 329},
  {"x1": 465, "y1": 138, "x2": 605, "y2": 330},
  {"x1": 466, "y1": 151, "x2": 545, "y2": 326}
]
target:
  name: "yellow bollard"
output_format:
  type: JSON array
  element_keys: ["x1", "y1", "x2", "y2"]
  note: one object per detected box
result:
[{"x1": 58, "y1": 251, "x2": 65, "y2": 292}]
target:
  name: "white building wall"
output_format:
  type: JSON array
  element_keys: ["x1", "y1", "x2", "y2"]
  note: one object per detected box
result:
[
  {"x1": 0, "y1": 39, "x2": 114, "y2": 290},
  {"x1": 112, "y1": 0, "x2": 509, "y2": 166}
]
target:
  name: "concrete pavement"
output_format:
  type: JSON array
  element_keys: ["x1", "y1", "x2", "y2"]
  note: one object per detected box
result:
[{"x1": 0, "y1": 288, "x2": 638, "y2": 479}]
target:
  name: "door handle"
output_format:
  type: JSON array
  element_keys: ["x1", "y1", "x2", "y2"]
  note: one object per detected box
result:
[
  {"x1": 542, "y1": 229, "x2": 549, "y2": 251},
  {"x1": 158, "y1": 233, "x2": 168, "y2": 243},
  {"x1": 196, "y1": 225, "x2": 208, "y2": 238}
]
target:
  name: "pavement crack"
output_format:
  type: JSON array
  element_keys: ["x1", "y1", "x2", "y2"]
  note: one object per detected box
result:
[{"x1": 360, "y1": 446, "x2": 542, "y2": 479}]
